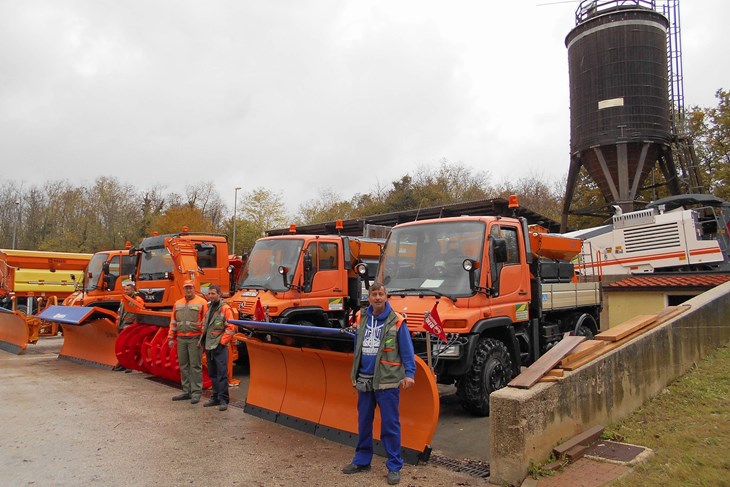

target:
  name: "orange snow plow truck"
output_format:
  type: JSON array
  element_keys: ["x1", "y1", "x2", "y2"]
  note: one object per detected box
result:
[
  {"x1": 229, "y1": 232, "x2": 440, "y2": 464},
  {"x1": 112, "y1": 231, "x2": 241, "y2": 385},
  {"x1": 0, "y1": 249, "x2": 92, "y2": 354},
  {"x1": 233, "y1": 198, "x2": 601, "y2": 463},
  {"x1": 36, "y1": 249, "x2": 138, "y2": 367}
]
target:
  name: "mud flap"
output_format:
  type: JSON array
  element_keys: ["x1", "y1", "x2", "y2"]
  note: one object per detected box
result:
[
  {"x1": 37, "y1": 305, "x2": 120, "y2": 368},
  {"x1": 242, "y1": 336, "x2": 439, "y2": 464},
  {"x1": 0, "y1": 307, "x2": 29, "y2": 354}
]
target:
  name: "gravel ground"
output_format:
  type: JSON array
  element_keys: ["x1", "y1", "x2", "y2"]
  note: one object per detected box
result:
[{"x1": 0, "y1": 337, "x2": 487, "y2": 486}]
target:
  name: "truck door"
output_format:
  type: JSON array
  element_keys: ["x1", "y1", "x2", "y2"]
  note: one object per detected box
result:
[
  {"x1": 305, "y1": 241, "x2": 346, "y2": 304},
  {"x1": 487, "y1": 223, "x2": 530, "y2": 321}
]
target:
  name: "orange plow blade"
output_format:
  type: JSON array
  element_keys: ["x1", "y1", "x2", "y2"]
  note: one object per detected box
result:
[
  {"x1": 59, "y1": 317, "x2": 118, "y2": 367},
  {"x1": 0, "y1": 307, "x2": 30, "y2": 354},
  {"x1": 37, "y1": 305, "x2": 120, "y2": 368},
  {"x1": 239, "y1": 325, "x2": 439, "y2": 464}
]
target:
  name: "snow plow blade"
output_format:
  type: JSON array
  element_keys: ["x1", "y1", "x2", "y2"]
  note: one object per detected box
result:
[
  {"x1": 37, "y1": 305, "x2": 120, "y2": 368},
  {"x1": 232, "y1": 320, "x2": 439, "y2": 464},
  {"x1": 0, "y1": 307, "x2": 30, "y2": 354}
]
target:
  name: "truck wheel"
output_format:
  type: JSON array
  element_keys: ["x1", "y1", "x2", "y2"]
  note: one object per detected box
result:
[
  {"x1": 574, "y1": 314, "x2": 597, "y2": 339},
  {"x1": 456, "y1": 337, "x2": 512, "y2": 416}
]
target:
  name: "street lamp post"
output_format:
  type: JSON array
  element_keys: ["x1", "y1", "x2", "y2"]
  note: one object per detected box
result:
[
  {"x1": 11, "y1": 199, "x2": 20, "y2": 249},
  {"x1": 232, "y1": 187, "x2": 241, "y2": 256}
]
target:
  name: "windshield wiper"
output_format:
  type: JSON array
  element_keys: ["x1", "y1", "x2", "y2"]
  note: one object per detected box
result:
[{"x1": 389, "y1": 288, "x2": 453, "y2": 300}]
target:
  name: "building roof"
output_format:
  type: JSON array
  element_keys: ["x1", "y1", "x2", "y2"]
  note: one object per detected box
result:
[
  {"x1": 268, "y1": 197, "x2": 561, "y2": 237},
  {"x1": 605, "y1": 273, "x2": 730, "y2": 290}
]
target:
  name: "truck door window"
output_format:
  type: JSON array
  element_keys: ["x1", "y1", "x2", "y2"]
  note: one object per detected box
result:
[
  {"x1": 197, "y1": 247, "x2": 217, "y2": 268},
  {"x1": 491, "y1": 226, "x2": 520, "y2": 265},
  {"x1": 121, "y1": 255, "x2": 137, "y2": 276},
  {"x1": 318, "y1": 242, "x2": 338, "y2": 270}
]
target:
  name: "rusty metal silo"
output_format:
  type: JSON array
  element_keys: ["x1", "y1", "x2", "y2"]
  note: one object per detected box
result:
[{"x1": 561, "y1": 0, "x2": 683, "y2": 231}]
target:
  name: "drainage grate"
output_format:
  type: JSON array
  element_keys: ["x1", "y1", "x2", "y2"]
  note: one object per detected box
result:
[{"x1": 428, "y1": 453, "x2": 490, "y2": 478}]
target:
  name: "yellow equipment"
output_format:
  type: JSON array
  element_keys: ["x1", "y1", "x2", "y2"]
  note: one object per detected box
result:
[{"x1": 0, "y1": 250, "x2": 92, "y2": 354}]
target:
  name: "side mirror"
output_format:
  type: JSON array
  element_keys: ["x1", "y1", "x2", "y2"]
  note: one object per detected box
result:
[
  {"x1": 303, "y1": 251, "x2": 313, "y2": 292},
  {"x1": 492, "y1": 238, "x2": 508, "y2": 263}
]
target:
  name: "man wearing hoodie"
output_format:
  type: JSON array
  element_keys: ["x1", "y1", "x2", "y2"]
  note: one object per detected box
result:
[{"x1": 341, "y1": 282, "x2": 415, "y2": 485}]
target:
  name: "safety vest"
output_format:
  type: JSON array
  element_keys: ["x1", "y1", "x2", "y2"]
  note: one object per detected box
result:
[
  {"x1": 350, "y1": 309, "x2": 406, "y2": 390},
  {"x1": 117, "y1": 294, "x2": 144, "y2": 331},
  {"x1": 168, "y1": 295, "x2": 207, "y2": 339},
  {"x1": 202, "y1": 301, "x2": 235, "y2": 350}
]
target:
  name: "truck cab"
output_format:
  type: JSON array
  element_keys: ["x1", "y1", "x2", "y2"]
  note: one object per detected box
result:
[
  {"x1": 230, "y1": 234, "x2": 382, "y2": 328},
  {"x1": 377, "y1": 213, "x2": 600, "y2": 416}
]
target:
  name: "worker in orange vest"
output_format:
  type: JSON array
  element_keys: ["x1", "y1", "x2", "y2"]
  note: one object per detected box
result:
[
  {"x1": 112, "y1": 281, "x2": 145, "y2": 372},
  {"x1": 200, "y1": 284, "x2": 236, "y2": 411},
  {"x1": 168, "y1": 279, "x2": 208, "y2": 404}
]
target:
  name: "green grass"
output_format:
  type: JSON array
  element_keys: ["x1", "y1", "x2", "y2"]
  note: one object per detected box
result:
[{"x1": 607, "y1": 344, "x2": 730, "y2": 487}]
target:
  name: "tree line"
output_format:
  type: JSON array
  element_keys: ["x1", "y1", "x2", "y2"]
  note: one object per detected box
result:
[{"x1": 1, "y1": 89, "x2": 727, "y2": 256}]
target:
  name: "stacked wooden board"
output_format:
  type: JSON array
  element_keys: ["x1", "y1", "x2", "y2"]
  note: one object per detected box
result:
[{"x1": 508, "y1": 305, "x2": 691, "y2": 389}]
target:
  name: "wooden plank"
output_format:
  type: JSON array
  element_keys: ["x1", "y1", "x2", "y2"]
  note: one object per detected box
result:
[
  {"x1": 595, "y1": 314, "x2": 657, "y2": 342},
  {"x1": 546, "y1": 369, "x2": 564, "y2": 377},
  {"x1": 538, "y1": 375, "x2": 563, "y2": 383},
  {"x1": 553, "y1": 424, "x2": 604, "y2": 456},
  {"x1": 560, "y1": 340, "x2": 607, "y2": 366},
  {"x1": 507, "y1": 335, "x2": 585, "y2": 389},
  {"x1": 562, "y1": 306, "x2": 692, "y2": 371}
]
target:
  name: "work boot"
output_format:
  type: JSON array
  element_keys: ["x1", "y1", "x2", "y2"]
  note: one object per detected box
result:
[
  {"x1": 219, "y1": 402, "x2": 228, "y2": 411},
  {"x1": 387, "y1": 470, "x2": 400, "y2": 485},
  {"x1": 172, "y1": 393, "x2": 191, "y2": 401},
  {"x1": 190, "y1": 396, "x2": 201, "y2": 405},
  {"x1": 204, "y1": 398, "x2": 221, "y2": 408},
  {"x1": 342, "y1": 464, "x2": 370, "y2": 474},
  {"x1": 111, "y1": 365, "x2": 126, "y2": 372}
]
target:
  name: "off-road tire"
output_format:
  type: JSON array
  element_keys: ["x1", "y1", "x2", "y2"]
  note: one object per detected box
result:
[{"x1": 456, "y1": 337, "x2": 512, "y2": 416}]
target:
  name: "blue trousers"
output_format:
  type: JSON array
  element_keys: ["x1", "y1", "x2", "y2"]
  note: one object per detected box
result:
[
  {"x1": 205, "y1": 344, "x2": 229, "y2": 403},
  {"x1": 353, "y1": 387, "x2": 403, "y2": 472}
]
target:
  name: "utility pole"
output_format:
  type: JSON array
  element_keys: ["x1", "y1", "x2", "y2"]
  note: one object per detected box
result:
[
  {"x1": 11, "y1": 199, "x2": 20, "y2": 249},
  {"x1": 232, "y1": 187, "x2": 241, "y2": 256}
]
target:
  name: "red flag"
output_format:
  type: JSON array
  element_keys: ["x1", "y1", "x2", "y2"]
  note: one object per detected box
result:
[
  {"x1": 254, "y1": 298, "x2": 265, "y2": 321},
  {"x1": 423, "y1": 302, "x2": 447, "y2": 342}
]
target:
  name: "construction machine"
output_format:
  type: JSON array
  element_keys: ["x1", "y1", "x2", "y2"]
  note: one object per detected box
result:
[
  {"x1": 0, "y1": 249, "x2": 92, "y2": 353},
  {"x1": 38, "y1": 249, "x2": 138, "y2": 367},
  {"x1": 567, "y1": 194, "x2": 730, "y2": 277}
]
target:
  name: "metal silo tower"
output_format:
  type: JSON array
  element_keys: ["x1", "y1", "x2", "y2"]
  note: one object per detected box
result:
[{"x1": 560, "y1": 0, "x2": 701, "y2": 231}]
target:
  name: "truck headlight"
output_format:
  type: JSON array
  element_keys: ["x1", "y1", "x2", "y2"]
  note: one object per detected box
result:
[{"x1": 435, "y1": 344, "x2": 460, "y2": 357}]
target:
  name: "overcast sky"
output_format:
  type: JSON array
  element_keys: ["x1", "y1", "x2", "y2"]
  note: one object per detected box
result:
[{"x1": 1, "y1": 0, "x2": 728, "y2": 215}]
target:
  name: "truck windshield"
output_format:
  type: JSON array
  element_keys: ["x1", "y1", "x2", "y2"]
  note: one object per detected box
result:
[
  {"x1": 379, "y1": 221, "x2": 485, "y2": 297},
  {"x1": 84, "y1": 253, "x2": 107, "y2": 292},
  {"x1": 138, "y1": 247, "x2": 174, "y2": 280},
  {"x1": 238, "y1": 239, "x2": 303, "y2": 292}
]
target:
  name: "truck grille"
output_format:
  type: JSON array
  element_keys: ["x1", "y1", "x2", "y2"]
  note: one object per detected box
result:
[{"x1": 402, "y1": 312, "x2": 424, "y2": 328}]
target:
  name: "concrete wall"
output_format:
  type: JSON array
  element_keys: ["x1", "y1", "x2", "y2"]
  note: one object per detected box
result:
[{"x1": 488, "y1": 281, "x2": 730, "y2": 486}]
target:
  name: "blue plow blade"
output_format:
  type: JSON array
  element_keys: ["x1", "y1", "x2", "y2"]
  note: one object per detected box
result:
[{"x1": 37, "y1": 305, "x2": 97, "y2": 325}]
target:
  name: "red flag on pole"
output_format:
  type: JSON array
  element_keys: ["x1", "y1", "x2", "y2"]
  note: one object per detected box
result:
[
  {"x1": 254, "y1": 298, "x2": 265, "y2": 321},
  {"x1": 423, "y1": 302, "x2": 447, "y2": 342}
]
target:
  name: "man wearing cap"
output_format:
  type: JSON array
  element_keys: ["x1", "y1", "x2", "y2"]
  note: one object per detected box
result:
[
  {"x1": 112, "y1": 282, "x2": 145, "y2": 372},
  {"x1": 168, "y1": 279, "x2": 208, "y2": 404}
]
